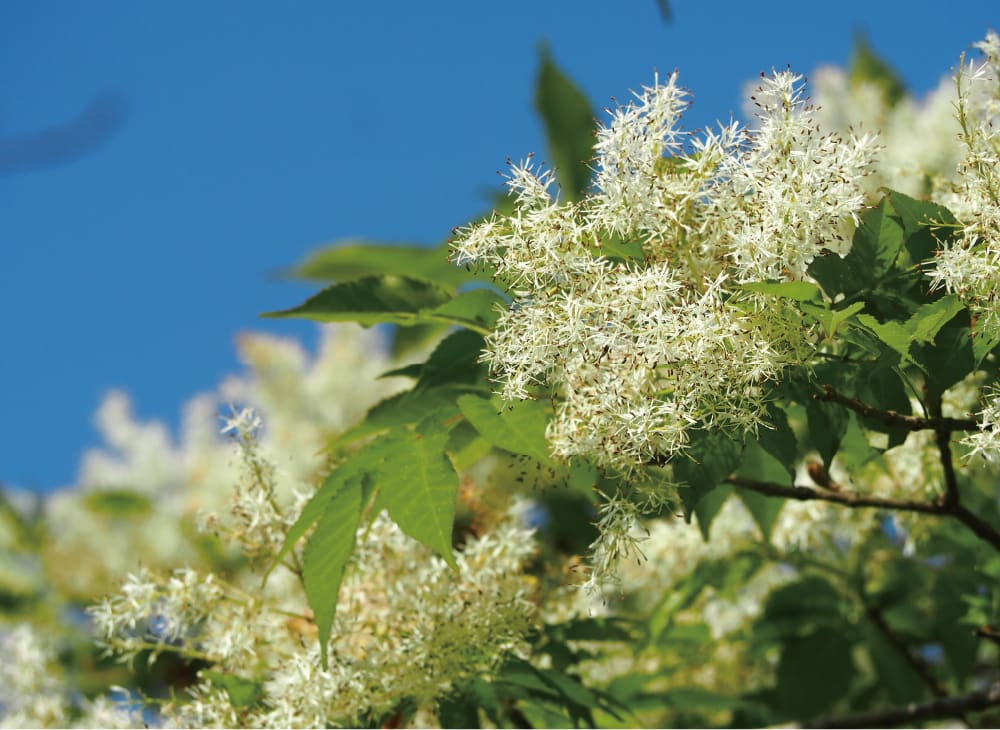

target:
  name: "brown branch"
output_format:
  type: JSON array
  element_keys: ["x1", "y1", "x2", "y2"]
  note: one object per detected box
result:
[
  {"x1": 975, "y1": 626, "x2": 1000, "y2": 647},
  {"x1": 801, "y1": 683, "x2": 1000, "y2": 728},
  {"x1": 929, "y1": 396, "x2": 963, "y2": 509},
  {"x1": 723, "y1": 476, "x2": 941, "y2": 514},
  {"x1": 723, "y1": 477, "x2": 1000, "y2": 552},
  {"x1": 863, "y1": 603, "x2": 947, "y2": 699},
  {"x1": 951, "y1": 504, "x2": 1000, "y2": 553},
  {"x1": 817, "y1": 385, "x2": 978, "y2": 433}
]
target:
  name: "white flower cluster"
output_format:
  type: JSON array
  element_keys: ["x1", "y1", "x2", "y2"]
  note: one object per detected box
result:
[
  {"x1": 453, "y1": 71, "x2": 875, "y2": 471},
  {"x1": 929, "y1": 32, "x2": 1000, "y2": 338},
  {"x1": 39, "y1": 324, "x2": 403, "y2": 599},
  {"x1": 0, "y1": 623, "x2": 140, "y2": 728},
  {"x1": 89, "y1": 476, "x2": 538, "y2": 727},
  {"x1": 812, "y1": 64, "x2": 963, "y2": 198},
  {"x1": 963, "y1": 387, "x2": 1000, "y2": 462},
  {"x1": 708, "y1": 71, "x2": 875, "y2": 281}
]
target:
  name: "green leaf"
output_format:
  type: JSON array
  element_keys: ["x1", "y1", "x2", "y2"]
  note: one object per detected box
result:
[
  {"x1": 289, "y1": 239, "x2": 473, "y2": 288},
  {"x1": 334, "y1": 385, "x2": 477, "y2": 447},
  {"x1": 855, "y1": 313, "x2": 917, "y2": 367},
  {"x1": 836, "y1": 413, "x2": 882, "y2": 470},
  {"x1": 550, "y1": 616, "x2": 636, "y2": 642},
  {"x1": 202, "y1": 671, "x2": 264, "y2": 709},
  {"x1": 760, "y1": 576, "x2": 846, "y2": 640},
  {"x1": 740, "y1": 281, "x2": 821, "y2": 302},
  {"x1": 805, "y1": 399, "x2": 848, "y2": 469},
  {"x1": 973, "y1": 325, "x2": 1000, "y2": 368},
  {"x1": 800, "y1": 300, "x2": 865, "y2": 339},
  {"x1": 303, "y1": 476, "x2": 364, "y2": 669},
  {"x1": 428, "y1": 287, "x2": 506, "y2": 330},
  {"x1": 379, "y1": 362, "x2": 424, "y2": 380},
  {"x1": 693, "y1": 484, "x2": 733, "y2": 541},
  {"x1": 932, "y1": 569, "x2": 980, "y2": 684},
  {"x1": 516, "y1": 701, "x2": 576, "y2": 729},
  {"x1": 858, "y1": 620, "x2": 926, "y2": 703},
  {"x1": 437, "y1": 695, "x2": 480, "y2": 729},
  {"x1": 854, "y1": 201, "x2": 906, "y2": 282},
  {"x1": 498, "y1": 659, "x2": 597, "y2": 727},
  {"x1": 82, "y1": 489, "x2": 152, "y2": 517},
  {"x1": 567, "y1": 458, "x2": 598, "y2": 499},
  {"x1": 855, "y1": 367, "x2": 912, "y2": 449},
  {"x1": 906, "y1": 295, "x2": 964, "y2": 345},
  {"x1": 756, "y1": 405, "x2": 798, "y2": 480},
  {"x1": 391, "y1": 322, "x2": 451, "y2": 358},
  {"x1": 885, "y1": 189, "x2": 956, "y2": 265},
  {"x1": 445, "y1": 421, "x2": 494, "y2": 471},
  {"x1": 735, "y1": 441, "x2": 789, "y2": 541},
  {"x1": 413, "y1": 329, "x2": 488, "y2": 390},
  {"x1": 808, "y1": 251, "x2": 858, "y2": 301},
  {"x1": 808, "y1": 197, "x2": 903, "y2": 299},
  {"x1": 457, "y1": 394, "x2": 554, "y2": 465},
  {"x1": 849, "y1": 33, "x2": 906, "y2": 107},
  {"x1": 535, "y1": 45, "x2": 595, "y2": 202},
  {"x1": 265, "y1": 440, "x2": 386, "y2": 583},
  {"x1": 738, "y1": 489, "x2": 785, "y2": 543},
  {"x1": 663, "y1": 687, "x2": 752, "y2": 712},
  {"x1": 373, "y1": 420, "x2": 460, "y2": 569},
  {"x1": 674, "y1": 429, "x2": 742, "y2": 519},
  {"x1": 263, "y1": 274, "x2": 453, "y2": 327},
  {"x1": 776, "y1": 628, "x2": 855, "y2": 718},
  {"x1": 919, "y1": 315, "x2": 975, "y2": 400},
  {"x1": 597, "y1": 230, "x2": 646, "y2": 264},
  {"x1": 467, "y1": 678, "x2": 502, "y2": 726}
]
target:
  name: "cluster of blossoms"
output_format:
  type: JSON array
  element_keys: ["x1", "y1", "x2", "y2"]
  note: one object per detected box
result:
[
  {"x1": 453, "y1": 70, "x2": 876, "y2": 472},
  {"x1": 812, "y1": 33, "x2": 1000, "y2": 464},
  {"x1": 930, "y1": 32, "x2": 1000, "y2": 338},
  {"x1": 0, "y1": 623, "x2": 140, "y2": 728},
  {"x1": 30, "y1": 324, "x2": 402, "y2": 600},
  {"x1": 8, "y1": 34, "x2": 1000, "y2": 730},
  {"x1": 88, "y1": 485, "x2": 538, "y2": 727},
  {"x1": 811, "y1": 63, "x2": 963, "y2": 198},
  {"x1": 927, "y1": 32, "x2": 1000, "y2": 461}
]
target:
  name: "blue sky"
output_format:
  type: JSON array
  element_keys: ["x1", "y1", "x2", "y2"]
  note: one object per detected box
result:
[{"x1": 1, "y1": 2, "x2": 996, "y2": 491}]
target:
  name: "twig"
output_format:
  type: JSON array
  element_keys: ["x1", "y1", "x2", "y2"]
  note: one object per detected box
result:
[
  {"x1": 723, "y1": 477, "x2": 940, "y2": 513},
  {"x1": 863, "y1": 603, "x2": 948, "y2": 699},
  {"x1": 930, "y1": 396, "x2": 963, "y2": 509},
  {"x1": 723, "y1": 477, "x2": 1000, "y2": 552},
  {"x1": 975, "y1": 626, "x2": 1000, "y2": 647},
  {"x1": 801, "y1": 683, "x2": 1000, "y2": 728},
  {"x1": 817, "y1": 385, "x2": 977, "y2": 433}
]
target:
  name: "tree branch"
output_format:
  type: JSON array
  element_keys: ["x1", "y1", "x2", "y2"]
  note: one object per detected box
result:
[
  {"x1": 817, "y1": 385, "x2": 977, "y2": 433},
  {"x1": 929, "y1": 396, "x2": 963, "y2": 509},
  {"x1": 723, "y1": 476, "x2": 941, "y2": 514},
  {"x1": 974, "y1": 626, "x2": 1000, "y2": 647},
  {"x1": 723, "y1": 477, "x2": 1000, "y2": 552},
  {"x1": 863, "y1": 603, "x2": 948, "y2": 699},
  {"x1": 801, "y1": 683, "x2": 1000, "y2": 728}
]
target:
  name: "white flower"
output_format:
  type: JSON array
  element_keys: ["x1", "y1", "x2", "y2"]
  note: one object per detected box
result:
[{"x1": 220, "y1": 405, "x2": 263, "y2": 437}]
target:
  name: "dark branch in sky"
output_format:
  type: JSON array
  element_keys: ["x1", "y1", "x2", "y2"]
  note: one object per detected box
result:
[
  {"x1": 0, "y1": 92, "x2": 127, "y2": 175},
  {"x1": 656, "y1": 0, "x2": 672, "y2": 23}
]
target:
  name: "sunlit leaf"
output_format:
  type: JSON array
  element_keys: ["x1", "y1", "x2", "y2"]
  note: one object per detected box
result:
[
  {"x1": 303, "y1": 476, "x2": 364, "y2": 669},
  {"x1": 289, "y1": 239, "x2": 473, "y2": 288},
  {"x1": 535, "y1": 46, "x2": 595, "y2": 202},
  {"x1": 373, "y1": 420, "x2": 459, "y2": 569},
  {"x1": 263, "y1": 274, "x2": 453, "y2": 327},
  {"x1": 457, "y1": 394, "x2": 555, "y2": 466}
]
